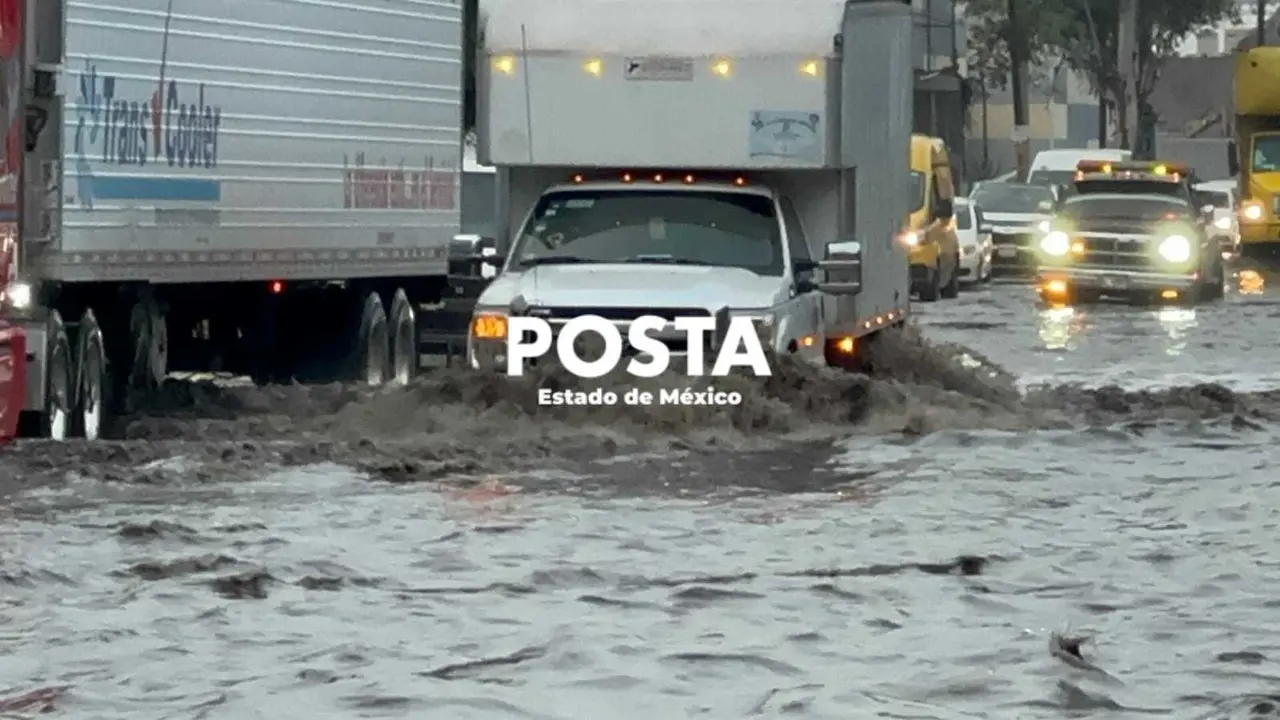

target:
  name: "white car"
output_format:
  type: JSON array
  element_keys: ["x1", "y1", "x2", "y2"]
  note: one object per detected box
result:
[
  {"x1": 954, "y1": 198, "x2": 992, "y2": 284},
  {"x1": 1194, "y1": 179, "x2": 1241, "y2": 258}
]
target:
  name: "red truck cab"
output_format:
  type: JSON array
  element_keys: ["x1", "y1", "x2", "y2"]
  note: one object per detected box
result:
[
  {"x1": 0, "y1": 206, "x2": 23, "y2": 440},
  {"x1": 0, "y1": 0, "x2": 24, "y2": 440}
]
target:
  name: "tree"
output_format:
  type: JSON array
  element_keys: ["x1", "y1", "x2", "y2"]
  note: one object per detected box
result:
[{"x1": 964, "y1": 0, "x2": 1238, "y2": 151}]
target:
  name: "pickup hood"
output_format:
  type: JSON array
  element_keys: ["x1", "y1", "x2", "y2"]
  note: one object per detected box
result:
[
  {"x1": 478, "y1": 264, "x2": 787, "y2": 311},
  {"x1": 982, "y1": 211, "x2": 1050, "y2": 231}
]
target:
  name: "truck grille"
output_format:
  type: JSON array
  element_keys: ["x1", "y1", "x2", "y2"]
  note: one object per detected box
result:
[
  {"x1": 1072, "y1": 235, "x2": 1154, "y2": 269},
  {"x1": 525, "y1": 306, "x2": 712, "y2": 322},
  {"x1": 518, "y1": 306, "x2": 713, "y2": 360}
]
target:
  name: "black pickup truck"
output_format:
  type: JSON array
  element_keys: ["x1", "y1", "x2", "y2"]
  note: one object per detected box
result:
[{"x1": 1034, "y1": 161, "x2": 1226, "y2": 305}]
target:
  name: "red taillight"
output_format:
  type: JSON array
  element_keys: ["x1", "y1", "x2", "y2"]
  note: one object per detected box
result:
[{"x1": 269, "y1": 281, "x2": 284, "y2": 294}]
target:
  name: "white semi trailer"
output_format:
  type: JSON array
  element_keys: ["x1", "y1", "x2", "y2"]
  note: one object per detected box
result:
[
  {"x1": 462, "y1": 0, "x2": 917, "y2": 371},
  {"x1": 1, "y1": 0, "x2": 489, "y2": 439}
]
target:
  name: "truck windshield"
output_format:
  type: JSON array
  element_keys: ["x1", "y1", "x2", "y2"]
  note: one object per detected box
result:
[
  {"x1": 1196, "y1": 190, "x2": 1230, "y2": 208},
  {"x1": 970, "y1": 183, "x2": 1055, "y2": 213},
  {"x1": 512, "y1": 189, "x2": 784, "y2": 275},
  {"x1": 909, "y1": 172, "x2": 925, "y2": 212},
  {"x1": 1060, "y1": 194, "x2": 1193, "y2": 221},
  {"x1": 1253, "y1": 136, "x2": 1280, "y2": 172}
]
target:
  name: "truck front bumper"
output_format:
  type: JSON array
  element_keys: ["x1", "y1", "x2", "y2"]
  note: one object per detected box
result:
[{"x1": 1036, "y1": 267, "x2": 1199, "y2": 298}]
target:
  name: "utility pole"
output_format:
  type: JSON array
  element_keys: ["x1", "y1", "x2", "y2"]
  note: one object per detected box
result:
[
  {"x1": 1116, "y1": 0, "x2": 1138, "y2": 150},
  {"x1": 1259, "y1": 0, "x2": 1268, "y2": 47},
  {"x1": 1007, "y1": 0, "x2": 1030, "y2": 180}
]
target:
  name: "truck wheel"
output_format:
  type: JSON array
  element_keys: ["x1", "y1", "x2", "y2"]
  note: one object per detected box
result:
[
  {"x1": 122, "y1": 296, "x2": 167, "y2": 413},
  {"x1": 1201, "y1": 257, "x2": 1226, "y2": 301},
  {"x1": 40, "y1": 311, "x2": 73, "y2": 440},
  {"x1": 352, "y1": 291, "x2": 388, "y2": 386},
  {"x1": 940, "y1": 254, "x2": 961, "y2": 299},
  {"x1": 388, "y1": 288, "x2": 416, "y2": 386},
  {"x1": 74, "y1": 309, "x2": 107, "y2": 440},
  {"x1": 918, "y1": 267, "x2": 941, "y2": 302}
]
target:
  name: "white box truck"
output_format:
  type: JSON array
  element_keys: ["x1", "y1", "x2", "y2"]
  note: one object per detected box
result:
[
  {"x1": 0, "y1": 0, "x2": 490, "y2": 439},
  {"x1": 462, "y1": 0, "x2": 917, "y2": 373}
]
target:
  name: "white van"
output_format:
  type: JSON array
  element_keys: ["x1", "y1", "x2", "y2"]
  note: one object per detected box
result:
[{"x1": 1027, "y1": 148, "x2": 1133, "y2": 188}]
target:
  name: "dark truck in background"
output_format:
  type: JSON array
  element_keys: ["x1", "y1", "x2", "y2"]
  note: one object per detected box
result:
[{"x1": 1034, "y1": 161, "x2": 1226, "y2": 305}]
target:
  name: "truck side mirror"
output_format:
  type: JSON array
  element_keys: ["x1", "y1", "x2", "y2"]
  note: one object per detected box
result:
[
  {"x1": 1227, "y1": 140, "x2": 1240, "y2": 177},
  {"x1": 450, "y1": 233, "x2": 503, "y2": 279},
  {"x1": 815, "y1": 239, "x2": 862, "y2": 295}
]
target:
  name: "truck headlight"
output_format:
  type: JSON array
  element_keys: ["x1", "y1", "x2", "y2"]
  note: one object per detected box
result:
[
  {"x1": 1039, "y1": 230, "x2": 1070, "y2": 256},
  {"x1": 1242, "y1": 201, "x2": 1264, "y2": 221},
  {"x1": 902, "y1": 231, "x2": 919, "y2": 247},
  {"x1": 4, "y1": 282, "x2": 31, "y2": 310},
  {"x1": 1158, "y1": 235, "x2": 1191, "y2": 263}
]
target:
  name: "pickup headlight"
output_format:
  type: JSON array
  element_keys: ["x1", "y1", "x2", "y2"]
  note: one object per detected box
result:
[
  {"x1": 1157, "y1": 235, "x2": 1191, "y2": 263},
  {"x1": 1213, "y1": 216, "x2": 1232, "y2": 230},
  {"x1": 1039, "y1": 230, "x2": 1070, "y2": 256},
  {"x1": 1037, "y1": 220, "x2": 1051, "y2": 233}
]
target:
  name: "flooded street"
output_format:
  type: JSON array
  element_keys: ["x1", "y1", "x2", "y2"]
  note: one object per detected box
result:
[{"x1": 6, "y1": 269, "x2": 1280, "y2": 719}]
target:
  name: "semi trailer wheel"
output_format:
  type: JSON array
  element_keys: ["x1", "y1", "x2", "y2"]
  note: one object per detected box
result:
[
  {"x1": 40, "y1": 311, "x2": 73, "y2": 440},
  {"x1": 122, "y1": 296, "x2": 167, "y2": 412},
  {"x1": 74, "y1": 309, "x2": 107, "y2": 440},
  {"x1": 352, "y1": 291, "x2": 388, "y2": 386},
  {"x1": 388, "y1": 288, "x2": 416, "y2": 386}
]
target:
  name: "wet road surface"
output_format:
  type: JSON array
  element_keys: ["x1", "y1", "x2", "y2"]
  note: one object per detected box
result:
[{"x1": 5, "y1": 268, "x2": 1280, "y2": 719}]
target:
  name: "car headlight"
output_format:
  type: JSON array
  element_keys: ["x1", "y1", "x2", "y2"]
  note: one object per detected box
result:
[
  {"x1": 1039, "y1": 230, "x2": 1070, "y2": 256},
  {"x1": 1158, "y1": 235, "x2": 1192, "y2": 263},
  {"x1": 1213, "y1": 216, "x2": 1232, "y2": 230}
]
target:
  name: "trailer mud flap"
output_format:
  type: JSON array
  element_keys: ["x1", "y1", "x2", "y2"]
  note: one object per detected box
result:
[{"x1": 0, "y1": 323, "x2": 25, "y2": 441}]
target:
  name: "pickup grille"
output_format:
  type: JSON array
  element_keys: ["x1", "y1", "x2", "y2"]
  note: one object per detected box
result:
[
  {"x1": 992, "y1": 231, "x2": 1034, "y2": 248},
  {"x1": 1072, "y1": 235, "x2": 1156, "y2": 269}
]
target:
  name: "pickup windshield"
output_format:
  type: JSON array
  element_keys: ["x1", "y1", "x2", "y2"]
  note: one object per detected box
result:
[
  {"x1": 512, "y1": 189, "x2": 784, "y2": 275},
  {"x1": 1060, "y1": 193, "x2": 1194, "y2": 221}
]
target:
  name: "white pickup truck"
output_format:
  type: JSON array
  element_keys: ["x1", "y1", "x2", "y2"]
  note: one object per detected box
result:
[{"x1": 460, "y1": 0, "x2": 916, "y2": 372}]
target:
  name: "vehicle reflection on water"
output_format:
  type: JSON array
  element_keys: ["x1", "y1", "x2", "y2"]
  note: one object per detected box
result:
[
  {"x1": 1236, "y1": 268, "x2": 1265, "y2": 295},
  {"x1": 1154, "y1": 307, "x2": 1196, "y2": 354},
  {"x1": 1035, "y1": 306, "x2": 1082, "y2": 350},
  {"x1": 1036, "y1": 305, "x2": 1197, "y2": 354}
]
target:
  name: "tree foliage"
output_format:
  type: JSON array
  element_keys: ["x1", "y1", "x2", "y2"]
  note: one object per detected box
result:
[{"x1": 964, "y1": 0, "x2": 1239, "y2": 146}]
